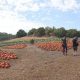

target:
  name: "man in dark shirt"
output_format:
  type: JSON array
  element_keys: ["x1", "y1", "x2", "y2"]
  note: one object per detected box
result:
[{"x1": 62, "y1": 36, "x2": 67, "y2": 55}]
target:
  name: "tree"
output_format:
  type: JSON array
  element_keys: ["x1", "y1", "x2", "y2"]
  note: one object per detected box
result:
[
  {"x1": 54, "y1": 27, "x2": 66, "y2": 37},
  {"x1": 16, "y1": 29, "x2": 27, "y2": 38},
  {"x1": 45, "y1": 26, "x2": 53, "y2": 36},
  {"x1": 28, "y1": 28, "x2": 37, "y2": 36},
  {"x1": 66, "y1": 29, "x2": 77, "y2": 38},
  {"x1": 52, "y1": 26, "x2": 56, "y2": 32},
  {"x1": 77, "y1": 31, "x2": 80, "y2": 37},
  {"x1": 0, "y1": 32, "x2": 15, "y2": 41},
  {"x1": 36, "y1": 27, "x2": 45, "y2": 37}
]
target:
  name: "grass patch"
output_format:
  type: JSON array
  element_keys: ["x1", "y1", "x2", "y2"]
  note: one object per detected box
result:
[{"x1": 0, "y1": 37, "x2": 62, "y2": 47}]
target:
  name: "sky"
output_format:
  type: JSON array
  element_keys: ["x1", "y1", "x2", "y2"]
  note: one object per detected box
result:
[{"x1": 0, "y1": 0, "x2": 80, "y2": 34}]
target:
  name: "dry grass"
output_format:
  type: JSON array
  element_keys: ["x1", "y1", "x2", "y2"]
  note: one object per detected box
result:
[
  {"x1": 0, "y1": 45, "x2": 80, "y2": 80},
  {"x1": 7, "y1": 36, "x2": 48, "y2": 42}
]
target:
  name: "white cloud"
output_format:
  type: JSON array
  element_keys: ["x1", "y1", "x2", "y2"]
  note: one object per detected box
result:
[
  {"x1": 0, "y1": 0, "x2": 80, "y2": 34},
  {"x1": 0, "y1": 0, "x2": 80, "y2": 12},
  {"x1": 39, "y1": 2, "x2": 47, "y2": 8},
  {"x1": 0, "y1": 0, "x2": 46, "y2": 34},
  {"x1": 0, "y1": 10, "x2": 45, "y2": 34},
  {"x1": 0, "y1": 0, "x2": 41, "y2": 12},
  {"x1": 7, "y1": 0, "x2": 40, "y2": 12},
  {"x1": 48, "y1": 0, "x2": 80, "y2": 11},
  {"x1": 0, "y1": 0, "x2": 6, "y2": 4}
]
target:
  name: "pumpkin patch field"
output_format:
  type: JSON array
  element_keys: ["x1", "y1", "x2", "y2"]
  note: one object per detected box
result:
[
  {"x1": 0, "y1": 50, "x2": 17, "y2": 68},
  {"x1": 3, "y1": 44, "x2": 27, "y2": 49},
  {"x1": 0, "y1": 37, "x2": 80, "y2": 80},
  {"x1": 35, "y1": 41, "x2": 72, "y2": 51}
]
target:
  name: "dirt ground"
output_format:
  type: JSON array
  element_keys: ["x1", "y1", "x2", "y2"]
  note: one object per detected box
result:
[{"x1": 0, "y1": 45, "x2": 80, "y2": 80}]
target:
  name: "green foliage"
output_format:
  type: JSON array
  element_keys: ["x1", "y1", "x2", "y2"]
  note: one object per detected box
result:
[
  {"x1": 45, "y1": 27, "x2": 53, "y2": 36},
  {"x1": 54, "y1": 27, "x2": 66, "y2": 37},
  {"x1": 16, "y1": 29, "x2": 27, "y2": 38},
  {"x1": 66, "y1": 29, "x2": 77, "y2": 38},
  {"x1": 30, "y1": 39, "x2": 34, "y2": 44},
  {"x1": 36, "y1": 27, "x2": 45, "y2": 37},
  {"x1": 27, "y1": 26, "x2": 80, "y2": 38},
  {"x1": 0, "y1": 32, "x2": 15, "y2": 41},
  {"x1": 77, "y1": 31, "x2": 80, "y2": 37},
  {"x1": 28, "y1": 28, "x2": 37, "y2": 36}
]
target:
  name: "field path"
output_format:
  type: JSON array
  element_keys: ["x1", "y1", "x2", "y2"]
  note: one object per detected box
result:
[{"x1": 0, "y1": 45, "x2": 80, "y2": 80}]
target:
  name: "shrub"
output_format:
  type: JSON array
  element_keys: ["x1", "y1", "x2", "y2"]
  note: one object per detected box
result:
[{"x1": 30, "y1": 39, "x2": 34, "y2": 44}]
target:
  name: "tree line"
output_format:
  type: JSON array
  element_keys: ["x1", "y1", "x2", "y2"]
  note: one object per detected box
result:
[
  {"x1": 0, "y1": 26, "x2": 80, "y2": 41},
  {"x1": 16, "y1": 27, "x2": 80, "y2": 38},
  {"x1": 0, "y1": 32, "x2": 16, "y2": 41}
]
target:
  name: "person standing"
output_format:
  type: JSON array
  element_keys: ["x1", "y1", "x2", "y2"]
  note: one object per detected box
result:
[
  {"x1": 72, "y1": 36, "x2": 78, "y2": 56},
  {"x1": 61, "y1": 36, "x2": 67, "y2": 55}
]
